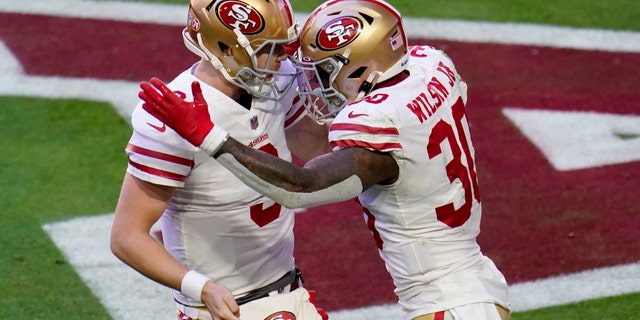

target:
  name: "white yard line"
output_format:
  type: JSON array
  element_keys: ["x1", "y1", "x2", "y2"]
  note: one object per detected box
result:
[{"x1": 43, "y1": 213, "x2": 640, "y2": 320}]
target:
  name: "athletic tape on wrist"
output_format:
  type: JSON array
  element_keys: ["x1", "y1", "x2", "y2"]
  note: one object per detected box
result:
[
  {"x1": 200, "y1": 125, "x2": 230, "y2": 156},
  {"x1": 181, "y1": 270, "x2": 210, "y2": 302}
]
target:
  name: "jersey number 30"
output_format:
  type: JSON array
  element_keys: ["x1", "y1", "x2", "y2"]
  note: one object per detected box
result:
[{"x1": 427, "y1": 97, "x2": 481, "y2": 228}]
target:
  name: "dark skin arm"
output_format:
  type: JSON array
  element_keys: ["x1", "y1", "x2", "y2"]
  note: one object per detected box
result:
[
  {"x1": 138, "y1": 77, "x2": 398, "y2": 195},
  {"x1": 215, "y1": 137, "x2": 399, "y2": 193}
]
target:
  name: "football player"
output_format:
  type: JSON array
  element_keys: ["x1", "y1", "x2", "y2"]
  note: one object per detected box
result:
[
  {"x1": 109, "y1": 0, "x2": 331, "y2": 319},
  {"x1": 138, "y1": 0, "x2": 511, "y2": 319}
]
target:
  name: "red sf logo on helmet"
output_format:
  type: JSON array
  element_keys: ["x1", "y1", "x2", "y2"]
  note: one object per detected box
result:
[
  {"x1": 264, "y1": 311, "x2": 296, "y2": 320},
  {"x1": 317, "y1": 17, "x2": 362, "y2": 50},
  {"x1": 216, "y1": 0, "x2": 265, "y2": 34}
]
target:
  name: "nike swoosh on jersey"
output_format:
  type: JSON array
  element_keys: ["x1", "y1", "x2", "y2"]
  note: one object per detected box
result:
[
  {"x1": 147, "y1": 122, "x2": 166, "y2": 132},
  {"x1": 348, "y1": 111, "x2": 369, "y2": 118}
]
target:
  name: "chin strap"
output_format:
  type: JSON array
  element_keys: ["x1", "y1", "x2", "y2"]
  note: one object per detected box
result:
[
  {"x1": 216, "y1": 153, "x2": 363, "y2": 209},
  {"x1": 356, "y1": 71, "x2": 382, "y2": 102},
  {"x1": 182, "y1": 29, "x2": 250, "y2": 92}
]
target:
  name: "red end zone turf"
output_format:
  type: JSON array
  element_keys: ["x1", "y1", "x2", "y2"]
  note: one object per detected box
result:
[{"x1": 1, "y1": 13, "x2": 638, "y2": 311}]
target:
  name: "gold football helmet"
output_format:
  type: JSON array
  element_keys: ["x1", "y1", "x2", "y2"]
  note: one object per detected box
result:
[
  {"x1": 183, "y1": 0, "x2": 300, "y2": 100},
  {"x1": 294, "y1": 0, "x2": 410, "y2": 122}
]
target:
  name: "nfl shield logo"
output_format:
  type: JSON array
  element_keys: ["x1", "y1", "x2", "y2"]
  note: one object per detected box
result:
[{"x1": 250, "y1": 116, "x2": 259, "y2": 130}]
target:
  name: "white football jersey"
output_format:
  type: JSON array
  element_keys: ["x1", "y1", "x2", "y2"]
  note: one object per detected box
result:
[
  {"x1": 329, "y1": 46, "x2": 509, "y2": 316},
  {"x1": 126, "y1": 61, "x2": 307, "y2": 306}
]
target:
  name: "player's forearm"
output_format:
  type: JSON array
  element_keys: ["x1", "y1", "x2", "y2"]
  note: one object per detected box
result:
[
  {"x1": 110, "y1": 228, "x2": 186, "y2": 291},
  {"x1": 214, "y1": 139, "x2": 362, "y2": 208},
  {"x1": 215, "y1": 138, "x2": 318, "y2": 192},
  {"x1": 111, "y1": 232, "x2": 218, "y2": 304}
]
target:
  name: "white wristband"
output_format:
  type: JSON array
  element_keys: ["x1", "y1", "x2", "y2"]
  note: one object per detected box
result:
[
  {"x1": 200, "y1": 125, "x2": 230, "y2": 156},
  {"x1": 181, "y1": 270, "x2": 210, "y2": 303}
]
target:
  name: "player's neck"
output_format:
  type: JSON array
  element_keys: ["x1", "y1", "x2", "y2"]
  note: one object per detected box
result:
[{"x1": 193, "y1": 60, "x2": 247, "y2": 100}]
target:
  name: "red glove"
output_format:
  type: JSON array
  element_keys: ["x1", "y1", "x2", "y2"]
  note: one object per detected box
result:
[{"x1": 139, "y1": 78, "x2": 229, "y2": 155}]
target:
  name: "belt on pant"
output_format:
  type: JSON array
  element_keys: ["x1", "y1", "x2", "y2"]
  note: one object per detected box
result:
[{"x1": 235, "y1": 267, "x2": 302, "y2": 305}]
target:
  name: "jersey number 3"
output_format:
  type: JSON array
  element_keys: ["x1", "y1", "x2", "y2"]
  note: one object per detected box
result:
[
  {"x1": 427, "y1": 98, "x2": 481, "y2": 228},
  {"x1": 249, "y1": 143, "x2": 283, "y2": 227}
]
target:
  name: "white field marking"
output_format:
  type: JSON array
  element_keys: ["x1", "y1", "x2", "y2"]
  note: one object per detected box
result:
[
  {"x1": 0, "y1": 41, "x2": 139, "y2": 123},
  {"x1": 43, "y1": 213, "x2": 640, "y2": 320},
  {"x1": 3, "y1": 0, "x2": 639, "y2": 319},
  {"x1": 331, "y1": 260, "x2": 640, "y2": 318},
  {"x1": 503, "y1": 108, "x2": 640, "y2": 171},
  {"x1": 42, "y1": 214, "x2": 176, "y2": 320},
  {"x1": 1, "y1": 0, "x2": 640, "y2": 53}
]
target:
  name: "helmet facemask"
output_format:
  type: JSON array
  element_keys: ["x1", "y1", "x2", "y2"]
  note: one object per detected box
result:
[
  {"x1": 293, "y1": 0, "x2": 410, "y2": 123},
  {"x1": 293, "y1": 52, "x2": 349, "y2": 123},
  {"x1": 235, "y1": 31, "x2": 300, "y2": 100},
  {"x1": 183, "y1": 0, "x2": 300, "y2": 100}
]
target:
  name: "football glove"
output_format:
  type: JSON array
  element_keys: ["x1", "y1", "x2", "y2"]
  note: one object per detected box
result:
[{"x1": 139, "y1": 78, "x2": 229, "y2": 156}]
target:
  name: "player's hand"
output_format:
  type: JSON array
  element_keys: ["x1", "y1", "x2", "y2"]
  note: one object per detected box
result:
[
  {"x1": 139, "y1": 78, "x2": 229, "y2": 155},
  {"x1": 201, "y1": 282, "x2": 241, "y2": 320}
]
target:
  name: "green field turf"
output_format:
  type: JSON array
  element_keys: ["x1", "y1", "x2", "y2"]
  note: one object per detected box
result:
[
  {"x1": 1, "y1": 0, "x2": 639, "y2": 319},
  {"x1": 0, "y1": 97, "x2": 128, "y2": 318},
  {"x1": 114, "y1": 0, "x2": 640, "y2": 31}
]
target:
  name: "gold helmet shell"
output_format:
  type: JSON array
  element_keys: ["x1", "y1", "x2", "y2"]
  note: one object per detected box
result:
[
  {"x1": 295, "y1": 0, "x2": 409, "y2": 121},
  {"x1": 184, "y1": 0, "x2": 300, "y2": 99}
]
